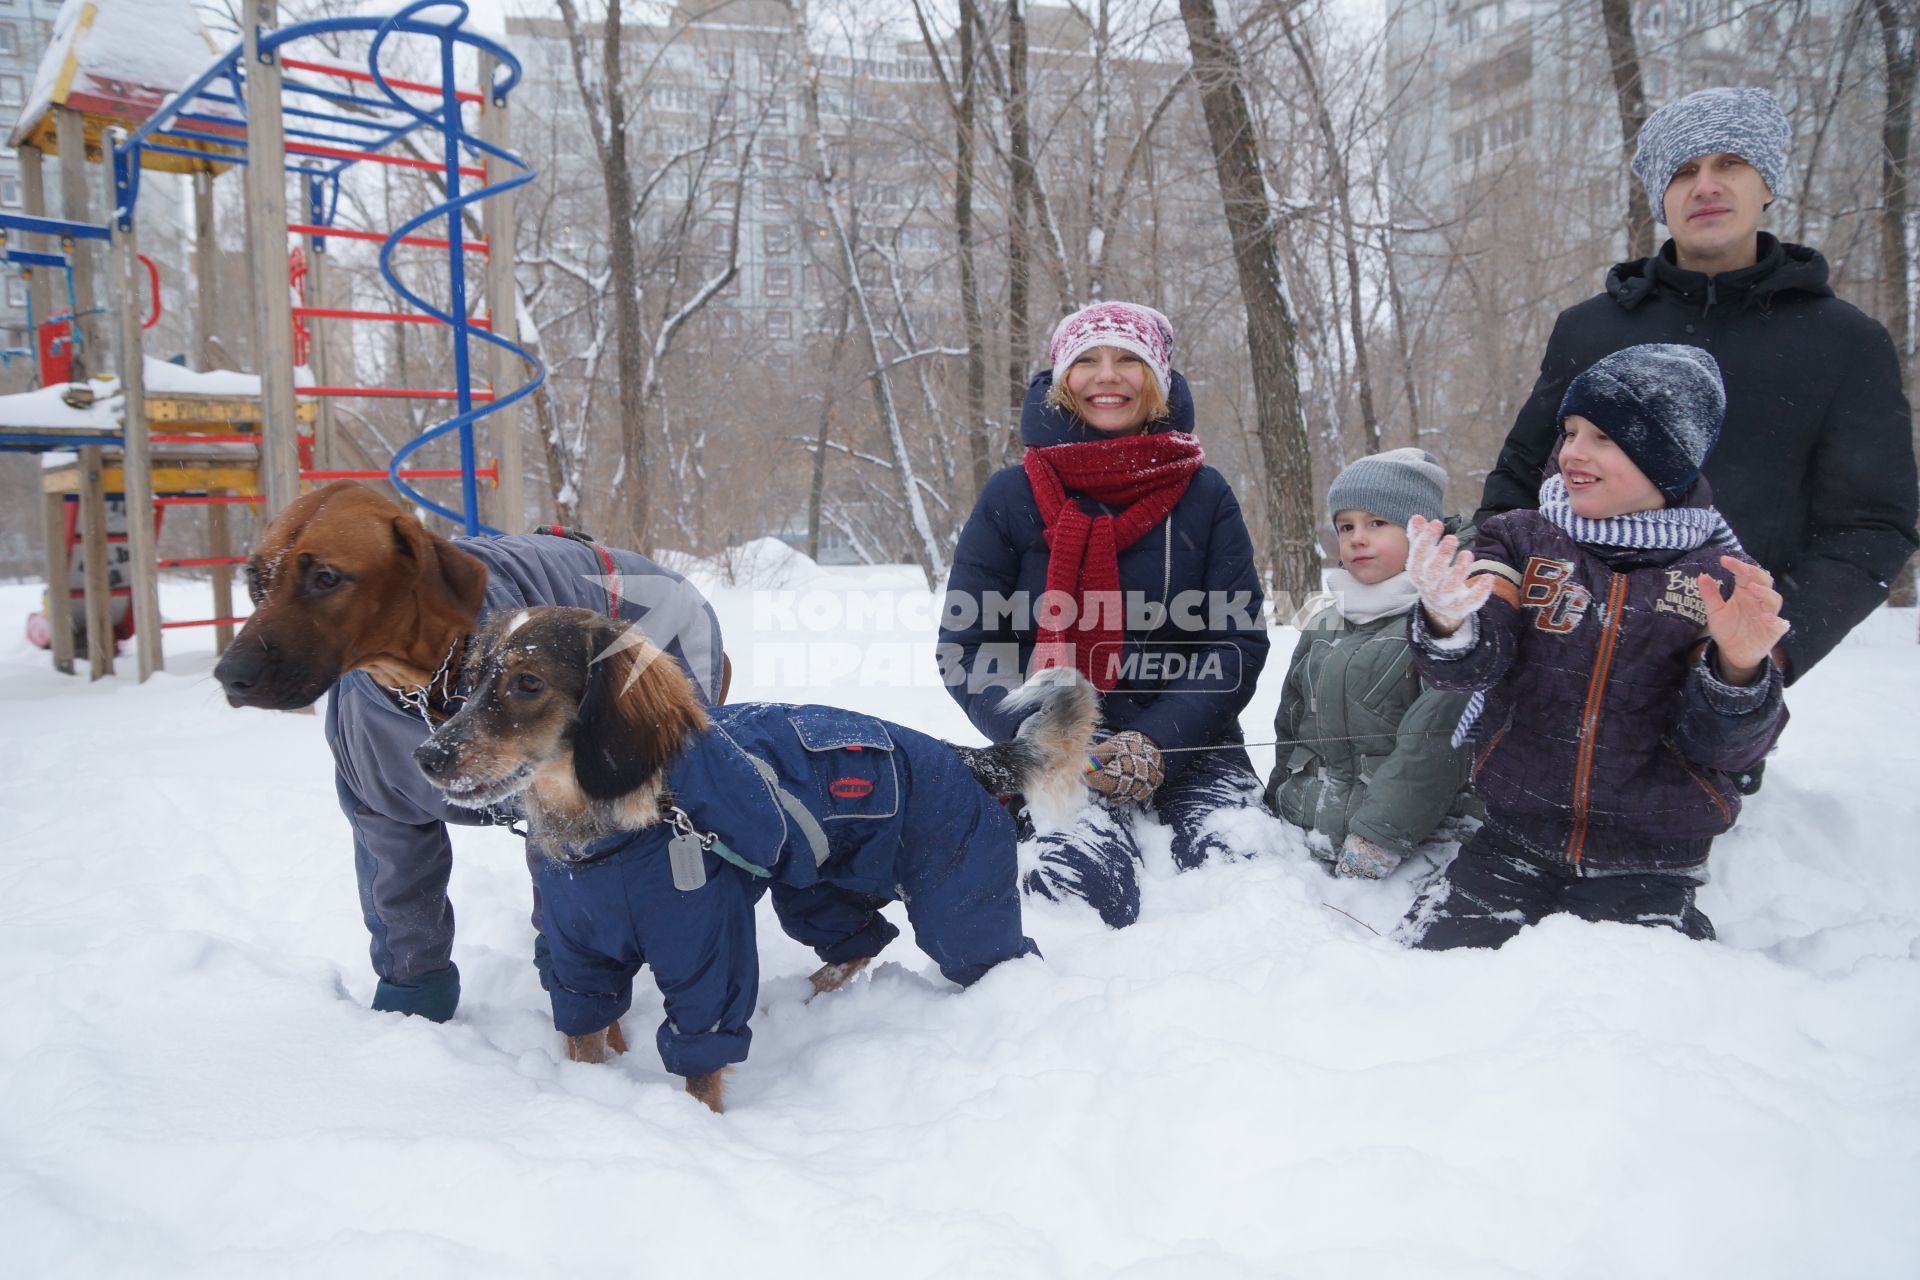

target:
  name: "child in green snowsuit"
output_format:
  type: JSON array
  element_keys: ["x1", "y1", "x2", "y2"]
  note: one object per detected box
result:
[{"x1": 1266, "y1": 449, "x2": 1476, "y2": 878}]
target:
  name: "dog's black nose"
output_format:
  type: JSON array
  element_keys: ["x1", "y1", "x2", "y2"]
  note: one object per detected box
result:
[
  {"x1": 414, "y1": 738, "x2": 456, "y2": 779},
  {"x1": 212, "y1": 647, "x2": 261, "y2": 704}
]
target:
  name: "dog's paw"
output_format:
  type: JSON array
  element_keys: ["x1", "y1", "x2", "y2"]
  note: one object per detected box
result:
[
  {"x1": 685, "y1": 1068, "x2": 728, "y2": 1113},
  {"x1": 806, "y1": 956, "x2": 871, "y2": 998},
  {"x1": 565, "y1": 1025, "x2": 622, "y2": 1064}
]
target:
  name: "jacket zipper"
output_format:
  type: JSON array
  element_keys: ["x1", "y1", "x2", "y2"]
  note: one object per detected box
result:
[
  {"x1": 1567, "y1": 573, "x2": 1629, "y2": 867},
  {"x1": 1472, "y1": 714, "x2": 1512, "y2": 782}
]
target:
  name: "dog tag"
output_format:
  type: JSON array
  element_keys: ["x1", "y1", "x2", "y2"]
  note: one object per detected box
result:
[{"x1": 667, "y1": 832, "x2": 708, "y2": 891}]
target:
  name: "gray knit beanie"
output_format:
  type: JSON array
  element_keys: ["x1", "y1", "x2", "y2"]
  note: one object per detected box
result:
[
  {"x1": 1327, "y1": 448, "x2": 1447, "y2": 529},
  {"x1": 1633, "y1": 87, "x2": 1791, "y2": 225}
]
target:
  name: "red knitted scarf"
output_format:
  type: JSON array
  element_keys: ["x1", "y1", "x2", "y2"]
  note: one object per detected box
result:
[{"x1": 1023, "y1": 432, "x2": 1205, "y2": 690}]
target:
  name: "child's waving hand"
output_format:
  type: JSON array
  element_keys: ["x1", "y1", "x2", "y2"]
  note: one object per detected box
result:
[
  {"x1": 1407, "y1": 514, "x2": 1494, "y2": 636},
  {"x1": 1698, "y1": 556, "x2": 1789, "y2": 686}
]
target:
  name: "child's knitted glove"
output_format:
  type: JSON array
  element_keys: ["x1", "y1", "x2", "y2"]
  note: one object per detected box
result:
[
  {"x1": 1334, "y1": 833, "x2": 1402, "y2": 880},
  {"x1": 1407, "y1": 514, "x2": 1493, "y2": 636},
  {"x1": 1086, "y1": 730, "x2": 1165, "y2": 804}
]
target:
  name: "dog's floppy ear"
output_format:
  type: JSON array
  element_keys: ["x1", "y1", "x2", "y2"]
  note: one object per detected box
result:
[
  {"x1": 389, "y1": 516, "x2": 488, "y2": 619},
  {"x1": 571, "y1": 619, "x2": 707, "y2": 801}
]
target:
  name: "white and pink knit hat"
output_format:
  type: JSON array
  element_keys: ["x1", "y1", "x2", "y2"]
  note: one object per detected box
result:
[{"x1": 1048, "y1": 301, "x2": 1175, "y2": 396}]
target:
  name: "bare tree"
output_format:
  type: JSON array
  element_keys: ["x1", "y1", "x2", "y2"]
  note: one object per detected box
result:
[
  {"x1": 791, "y1": 0, "x2": 948, "y2": 587},
  {"x1": 1598, "y1": 0, "x2": 1655, "y2": 256},
  {"x1": 1005, "y1": 0, "x2": 1038, "y2": 439},
  {"x1": 556, "y1": 0, "x2": 652, "y2": 545},
  {"x1": 1276, "y1": 0, "x2": 1381, "y2": 451},
  {"x1": 1178, "y1": 0, "x2": 1317, "y2": 599},
  {"x1": 910, "y1": 0, "x2": 992, "y2": 494},
  {"x1": 1874, "y1": 0, "x2": 1920, "y2": 606}
]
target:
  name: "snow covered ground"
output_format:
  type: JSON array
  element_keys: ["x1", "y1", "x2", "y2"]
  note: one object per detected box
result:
[{"x1": 2, "y1": 558, "x2": 1917, "y2": 1279}]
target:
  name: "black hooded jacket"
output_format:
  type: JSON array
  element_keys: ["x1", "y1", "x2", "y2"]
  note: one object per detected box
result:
[{"x1": 1478, "y1": 235, "x2": 1918, "y2": 678}]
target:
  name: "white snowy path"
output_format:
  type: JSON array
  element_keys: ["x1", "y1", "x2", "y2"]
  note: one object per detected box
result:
[{"x1": 1, "y1": 567, "x2": 1916, "y2": 1279}]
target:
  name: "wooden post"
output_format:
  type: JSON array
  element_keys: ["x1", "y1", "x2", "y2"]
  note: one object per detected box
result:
[
  {"x1": 111, "y1": 131, "x2": 163, "y2": 680},
  {"x1": 479, "y1": 52, "x2": 524, "y2": 533},
  {"x1": 192, "y1": 168, "x2": 223, "y2": 372},
  {"x1": 307, "y1": 232, "x2": 336, "y2": 470},
  {"x1": 244, "y1": 1, "x2": 302, "y2": 519},
  {"x1": 19, "y1": 146, "x2": 55, "y2": 386},
  {"x1": 78, "y1": 446, "x2": 114, "y2": 678},
  {"x1": 208, "y1": 502, "x2": 235, "y2": 653},
  {"x1": 42, "y1": 492, "x2": 75, "y2": 674},
  {"x1": 55, "y1": 108, "x2": 103, "y2": 385}
]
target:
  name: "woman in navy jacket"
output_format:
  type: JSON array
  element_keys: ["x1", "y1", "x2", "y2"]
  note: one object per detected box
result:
[{"x1": 937, "y1": 302, "x2": 1269, "y2": 927}]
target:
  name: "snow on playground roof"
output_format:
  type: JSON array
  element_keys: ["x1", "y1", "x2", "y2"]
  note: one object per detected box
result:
[
  {"x1": 8, "y1": 0, "x2": 231, "y2": 167},
  {"x1": 0, "y1": 358, "x2": 315, "y2": 434}
]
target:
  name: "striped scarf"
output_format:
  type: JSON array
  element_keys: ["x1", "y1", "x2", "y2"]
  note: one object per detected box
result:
[
  {"x1": 1536, "y1": 474, "x2": 1743, "y2": 553},
  {"x1": 1448, "y1": 477, "x2": 1744, "y2": 747}
]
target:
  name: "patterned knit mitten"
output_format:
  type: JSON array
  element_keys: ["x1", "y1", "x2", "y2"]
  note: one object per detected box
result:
[
  {"x1": 1334, "y1": 832, "x2": 1403, "y2": 880},
  {"x1": 1086, "y1": 730, "x2": 1166, "y2": 804}
]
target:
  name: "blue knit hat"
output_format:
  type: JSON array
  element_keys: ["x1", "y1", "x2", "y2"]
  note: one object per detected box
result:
[
  {"x1": 1558, "y1": 344, "x2": 1725, "y2": 501},
  {"x1": 1633, "y1": 87, "x2": 1791, "y2": 225}
]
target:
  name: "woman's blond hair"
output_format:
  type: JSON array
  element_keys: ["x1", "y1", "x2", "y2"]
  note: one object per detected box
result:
[{"x1": 1045, "y1": 360, "x2": 1172, "y2": 429}]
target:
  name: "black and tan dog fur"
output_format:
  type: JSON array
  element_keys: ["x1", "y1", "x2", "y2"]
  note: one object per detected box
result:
[{"x1": 416, "y1": 605, "x2": 1098, "y2": 1113}]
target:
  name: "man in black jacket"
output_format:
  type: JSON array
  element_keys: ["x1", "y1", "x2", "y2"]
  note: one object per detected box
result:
[{"x1": 1478, "y1": 86, "x2": 1917, "y2": 684}]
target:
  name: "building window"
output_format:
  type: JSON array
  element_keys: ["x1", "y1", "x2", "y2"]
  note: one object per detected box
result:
[
  {"x1": 763, "y1": 222, "x2": 794, "y2": 255},
  {"x1": 0, "y1": 74, "x2": 20, "y2": 107},
  {"x1": 6, "y1": 278, "x2": 27, "y2": 308},
  {"x1": 1447, "y1": 1, "x2": 1507, "y2": 47},
  {"x1": 0, "y1": 22, "x2": 18, "y2": 54},
  {"x1": 764, "y1": 266, "x2": 792, "y2": 297},
  {"x1": 1450, "y1": 105, "x2": 1531, "y2": 166},
  {"x1": 766, "y1": 310, "x2": 792, "y2": 339},
  {"x1": 0, "y1": 174, "x2": 20, "y2": 208}
]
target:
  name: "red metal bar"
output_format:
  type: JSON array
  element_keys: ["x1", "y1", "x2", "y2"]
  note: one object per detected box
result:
[
  {"x1": 301, "y1": 467, "x2": 498, "y2": 482},
  {"x1": 286, "y1": 140, "x2": 486, "y2": 180},
  {"x1": 293, "y1": 305, "x2": 492, "y2": 329},
  {"x1": 70, "y1": 588, "x2": 131, "y2": 598},
  {"x1": 149, "y1": 434, "x2": 260, "y2": 445},
  {"x1": 156, "y1": 556, "x2": 248, "y2": 568},
  {"x1": 153, "y1": 495, "x2": 264, "y2": 506},
  {"x1": 162, "y1": 617, "x2": 251, "y2": 630},
  {"x1": 288, "y1": 222, "x2": 489, "y2": 254},
  {"x1": 280, "y1": 57, "x2": 484, "y2": 105},
  {"x1": 298, "y1": 386, "x2": 496, "y2": 402}
]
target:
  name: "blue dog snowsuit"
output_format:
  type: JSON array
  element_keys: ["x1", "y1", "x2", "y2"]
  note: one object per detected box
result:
[{"x1": 538, "y1": 703, "x2": 1038, "y2": 1078}]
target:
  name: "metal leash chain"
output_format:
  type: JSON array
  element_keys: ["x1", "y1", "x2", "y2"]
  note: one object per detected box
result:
[
  {"x1": 391, "y1": 636, "x2": 464, "y2": 733},
  {"x1": 1150, "y1": 728, "x2": 1470, "y2": 755}
]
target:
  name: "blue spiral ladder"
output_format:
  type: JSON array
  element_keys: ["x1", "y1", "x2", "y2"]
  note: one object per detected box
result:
[{"x1": 116, "y1": 1, "x2": 543, "y2": 535}]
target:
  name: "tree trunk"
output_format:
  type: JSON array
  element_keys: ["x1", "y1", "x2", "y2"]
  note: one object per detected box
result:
[
  {"x1": 959, "y1": 2, "x2": 990, "y2": 492},
  {"x1": 1005, "y1": 0, "x2": 1036, "y2": 453},
  {"x1": 911, "y1": 0, "x2": 993, "y2": 490},
  {"x1": 1177, "y1": 0, "x2": 1318, "y2": 602},
  {"x1": 809, "y1": 292, "x2": 853, "y2": 562},
  {"x1": 1380, "y1": 220, "x2": 1424, "y2": 449},
  {"x1": 1874, "y1": 0, "x2": 1919, "y2": 607},
  {"x1": 1599, "y1": 0, "x2": 1656, "y2": 257},
  {"x1": 792, "y1": 2, "x2": 948, "y2": 587},
  {"x1": 1279, "y1": 5, "x2": 1379, "y2": 451},
  {"x1": 557, "y1": 0, "x2": 648, "y2": 549}
]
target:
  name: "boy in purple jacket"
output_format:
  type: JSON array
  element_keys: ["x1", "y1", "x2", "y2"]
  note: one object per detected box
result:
[{"x1": 1400, "y1": 343, "x2": 1789, "y2": 949}]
